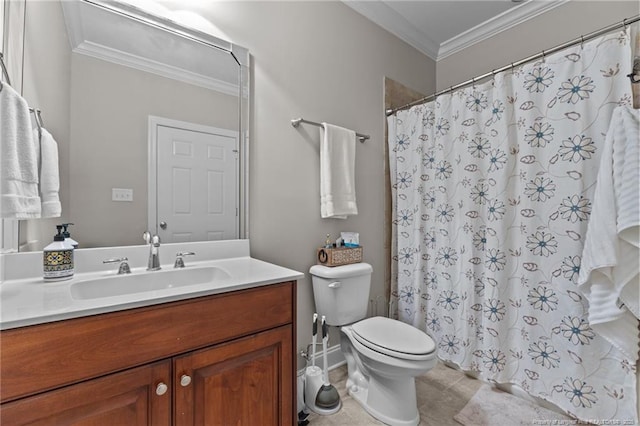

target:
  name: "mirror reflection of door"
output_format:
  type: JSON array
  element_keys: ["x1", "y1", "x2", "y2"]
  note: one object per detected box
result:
[{"x1": 150, "y1": 117, "x2": 238, "y2": 243}]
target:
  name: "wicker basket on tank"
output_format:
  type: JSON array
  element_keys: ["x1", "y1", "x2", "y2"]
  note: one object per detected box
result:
[{"x1": 316, "y1": 246, "x2": 363, "y2": 267}]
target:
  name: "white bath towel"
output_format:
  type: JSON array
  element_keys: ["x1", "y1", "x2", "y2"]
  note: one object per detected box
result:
[
  {"x1": 578, "y1": 105, "x2": 639, "y2": 362},
  {"x1": 36, "y1": 128, "x2": 61, "y2": 218},
  {"x1": 320, "y1": 123, "x2": 358, "y2": 219},
  {"x1": 0, "y1": 83, "x2": 41, "y2": 218}
]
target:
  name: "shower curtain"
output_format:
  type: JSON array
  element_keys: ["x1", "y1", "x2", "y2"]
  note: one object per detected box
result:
[{"x1": 388, "y1": 30, "x2": 637, "y2": 422}]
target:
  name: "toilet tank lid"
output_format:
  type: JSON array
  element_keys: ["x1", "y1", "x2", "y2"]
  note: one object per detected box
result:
[{"x1": 309, "y1": 262, "x2": 372, "y2": 278}]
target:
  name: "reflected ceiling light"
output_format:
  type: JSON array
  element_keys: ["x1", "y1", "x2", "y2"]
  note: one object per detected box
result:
[
  {"x1": 171, "y1": 10, "x2": 222, "y2": 38},
  {"x1": 116, "y1": 0, "x2": 226, "y2": 39},
  {"x1": 118, "y1": 0, "x2": 170, "y2": 17}
]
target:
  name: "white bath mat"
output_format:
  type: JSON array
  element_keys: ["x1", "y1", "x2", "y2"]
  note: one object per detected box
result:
[{"x1": 454, "y1": 384, "x2": 571, "y2": 426}]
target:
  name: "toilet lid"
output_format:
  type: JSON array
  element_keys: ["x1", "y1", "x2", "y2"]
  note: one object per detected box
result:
[{"x1": 351, "y1": 317, "x2": 435, "y2": 359}]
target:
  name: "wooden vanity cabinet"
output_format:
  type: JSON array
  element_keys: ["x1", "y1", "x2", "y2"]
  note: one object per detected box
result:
[
  {"x1": 0, "y1": 281, "x2": 296, "y2": 426},
  {"x1": 173, "y1": 325, "x2": 292, "y2": 425},
  {"x1": 1, "y1": 361, "x2": 172, "y2": 425}
]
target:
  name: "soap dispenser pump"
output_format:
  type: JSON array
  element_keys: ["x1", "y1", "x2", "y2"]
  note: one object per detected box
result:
[
  {"x1": 61, "y1": 223, "x2": 78, "y2": 249},
  {"x1": 43, "y1": 225, "x2": 74, "y2": 281}
]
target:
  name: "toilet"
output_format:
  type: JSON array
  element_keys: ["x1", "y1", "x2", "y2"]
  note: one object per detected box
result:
[{"x1": 309, "y1": 262, "x2": 436, "y2": 426}]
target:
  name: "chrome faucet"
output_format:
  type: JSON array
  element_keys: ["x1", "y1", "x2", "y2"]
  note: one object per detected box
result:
[{"x1": 143, "y1": 231, "x2": 161, "y2": 271}]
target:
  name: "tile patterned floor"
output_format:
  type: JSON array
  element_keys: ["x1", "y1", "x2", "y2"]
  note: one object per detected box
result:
[{"x1": 305, "y1": 361, "x2": 483, "y2": 425}]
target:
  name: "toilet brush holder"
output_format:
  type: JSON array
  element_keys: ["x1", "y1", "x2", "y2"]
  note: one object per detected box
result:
[{"x1": 304, "y1": 366, "x2": 323, "y2": 410}]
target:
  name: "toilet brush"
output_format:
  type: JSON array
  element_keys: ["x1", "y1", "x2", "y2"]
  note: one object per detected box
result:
[
  {"x1": 304, "y1": 314, "x2": 323, "y2": 412},
  {"x1": 311, "y1": 313, "x2": 318, "y2": 368},
  {"x1": 315, "y1": 316, "x2": 340, "y2": 410}
]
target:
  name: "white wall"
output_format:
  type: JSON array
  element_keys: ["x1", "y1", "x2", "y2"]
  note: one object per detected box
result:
[{"x1": 188, "y1": 1, "x2": 436, "y2": 366}]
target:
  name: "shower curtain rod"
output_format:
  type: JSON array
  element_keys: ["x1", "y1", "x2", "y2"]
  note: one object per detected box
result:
[{"x1": 386, "y1": 14, "x2": 640, "y2": 116}]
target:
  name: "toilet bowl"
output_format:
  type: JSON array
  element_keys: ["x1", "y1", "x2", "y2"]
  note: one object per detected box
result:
[
  {"x1": 309, "y1": 263, "x2": 436, "y2": 426},
  {"x1": 341, "y1": 316, "x2": 436, "y2": 426}
]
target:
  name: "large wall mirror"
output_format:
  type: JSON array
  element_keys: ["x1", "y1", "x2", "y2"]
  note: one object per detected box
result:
[{"x1": 1, "y1": 0, "x2": 249, "y2": 252}]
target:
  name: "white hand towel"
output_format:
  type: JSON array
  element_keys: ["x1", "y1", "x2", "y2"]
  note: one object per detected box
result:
[
  {"x1": 320, "y1": 123, "x2": 358, "y2": 219},
  {"x1": 37, "y1": 128, "x2": 61, "y2": 218},
  {"x1": 1, "y1": 83, "x2": 41, "y2": 218},
  {"x1": 578, "y1": 105, "x2": 640, "y2": 362}
]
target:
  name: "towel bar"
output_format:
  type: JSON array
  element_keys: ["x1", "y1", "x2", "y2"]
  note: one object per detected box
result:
[{"x1": 291, "y1": 118, "x2": 369, "y2": 142}]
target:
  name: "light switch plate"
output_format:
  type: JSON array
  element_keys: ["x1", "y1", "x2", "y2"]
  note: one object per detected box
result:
[{"x1": 112, "y1": 188, "x2": 133, "y2": 202}]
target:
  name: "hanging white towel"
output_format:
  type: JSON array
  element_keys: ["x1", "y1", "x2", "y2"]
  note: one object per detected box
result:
[
  {"x1": 0, "y1": 83, "x2": 41, "y2": 219},
  {"x1": 320, "y1": 123, "x2": 358, "y2": 219},
  {"x1": 578, "y1": 105, "x2": 639, "y2": 362},
  {"x1": 36, "y1": 128, "x2": 61, "y2": 218}
]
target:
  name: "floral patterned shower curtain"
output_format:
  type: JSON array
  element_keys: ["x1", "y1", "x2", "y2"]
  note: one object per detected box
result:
[{"x1": 388, "y1": 30, "x2": 637, "y2": 422}]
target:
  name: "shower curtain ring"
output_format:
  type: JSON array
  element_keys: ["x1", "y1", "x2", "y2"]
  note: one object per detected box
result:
[{"x1": 580, "y1": 35, "x2": 585, "y2": 49}]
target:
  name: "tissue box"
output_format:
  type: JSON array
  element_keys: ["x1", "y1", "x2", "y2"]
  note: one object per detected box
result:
[{"x1": 317, "y1": 246, "x2": 363, "y2": 267}]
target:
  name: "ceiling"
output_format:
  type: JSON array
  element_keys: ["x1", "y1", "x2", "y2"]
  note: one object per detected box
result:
[{"x1": 343, "y1": 0, "x2": 568, "y2": 60}]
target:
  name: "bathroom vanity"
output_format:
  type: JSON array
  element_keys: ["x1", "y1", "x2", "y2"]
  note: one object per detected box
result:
[{"x1": 0, "y1": 240, "x2": 302, "y2": 425}]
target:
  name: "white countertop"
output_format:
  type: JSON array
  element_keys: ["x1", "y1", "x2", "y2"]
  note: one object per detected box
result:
[{"x1": 0, "y1": 240, "x2": 304, "y2": 330}]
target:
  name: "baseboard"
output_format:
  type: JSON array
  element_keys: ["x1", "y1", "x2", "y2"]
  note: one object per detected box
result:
[{"x1": 298, "y1": 344, "x2": 346, "y2": 377}]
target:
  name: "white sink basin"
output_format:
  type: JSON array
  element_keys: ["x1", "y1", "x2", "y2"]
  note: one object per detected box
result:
[{"x1": 70, "y1": 266, "x2": 231, "y2": 300}]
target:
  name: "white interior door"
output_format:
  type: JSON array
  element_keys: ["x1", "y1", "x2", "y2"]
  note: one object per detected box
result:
[{"x1": 153, "y1": 121, "x2": 238, "y2": 243}]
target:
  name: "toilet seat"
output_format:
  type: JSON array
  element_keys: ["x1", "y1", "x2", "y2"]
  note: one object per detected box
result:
[{"x1": 351, "y1": 317, "x2": 435, "y2": 361}]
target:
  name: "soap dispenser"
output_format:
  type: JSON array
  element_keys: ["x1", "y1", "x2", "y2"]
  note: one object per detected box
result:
[
  {"x1": 43, "y1": 225, "x2": 74, "y2": 281},
  {"x1": 61, "y1": 223, "x2": 78, "y2": 249}
]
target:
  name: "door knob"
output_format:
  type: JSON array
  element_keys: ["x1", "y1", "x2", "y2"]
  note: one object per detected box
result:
[
  {"x1": 180, "y1": 374, "x2": 192, "y2": 387},
  {"x1": 155, "y1": 382, "x2": 168, "y2": 396},
  {"x1": 159, "y1": 221, "x2": 167, "y2": 230}
]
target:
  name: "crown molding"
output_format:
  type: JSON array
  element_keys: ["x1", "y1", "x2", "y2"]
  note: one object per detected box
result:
[
  {"x1": 62, "y1": 0, "x2": 239, "y2": 96},
  {"x1": 438, "y1": 0, "x2": 570, "y2": 60},
  {"x1": 343, "y1": 1, "x2": 440, "y2": 59},
  {"x1": 72, "y1": 41, "x2": 239, "y2": 96}
]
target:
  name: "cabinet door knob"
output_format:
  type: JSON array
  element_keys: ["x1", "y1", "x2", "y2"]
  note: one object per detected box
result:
[
  {"x1": 155, "y1": 382, "x2": 168, "y2": 396},
  {"x1": 180, "y1": 374, "x2": 192, "y2": 387}
]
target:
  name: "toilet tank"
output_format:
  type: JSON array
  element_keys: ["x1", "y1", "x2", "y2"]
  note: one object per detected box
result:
[{"x1": 309, "y1": 262, "x2": 373, "y2": 326}]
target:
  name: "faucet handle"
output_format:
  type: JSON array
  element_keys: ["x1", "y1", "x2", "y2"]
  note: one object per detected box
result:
[
  {"x1": 103, "y1": 257, "x2": 131, "y2": 274},
  {"x1": 143, "y1": 231, "x2": 161, "y2": 246},
  {"x1": 174, "y1": 252, "x2": 196, "y2": 268}
]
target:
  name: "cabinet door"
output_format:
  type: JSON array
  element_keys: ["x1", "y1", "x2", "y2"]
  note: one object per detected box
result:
[
  {"x1": 174, "y1": 325, "x2": 293, "y2": 426},
  {"x1": 0, "y1": 361, "x2": 171, "y2": 426}
]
